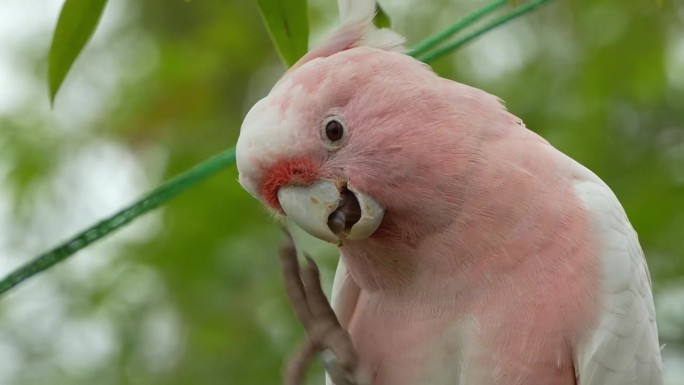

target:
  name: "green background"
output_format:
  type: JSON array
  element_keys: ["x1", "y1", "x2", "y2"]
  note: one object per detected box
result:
[{"x1": 0, "y1": 0, "x2": 682, "y2": 384}]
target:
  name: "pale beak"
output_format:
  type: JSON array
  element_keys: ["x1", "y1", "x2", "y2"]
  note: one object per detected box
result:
[{"x1": 277, "y1": 181, "x2": 385, "y2": 244}]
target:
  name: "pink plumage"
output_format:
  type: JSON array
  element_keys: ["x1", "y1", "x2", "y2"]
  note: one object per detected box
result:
[{"x1": 236, "y1": 2, "x2": 662, "y2": 384}]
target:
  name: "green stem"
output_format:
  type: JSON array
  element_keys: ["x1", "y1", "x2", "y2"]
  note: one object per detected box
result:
[
  {"x1": 0, "y1": 148, "x2": 236, "y2": 295},
  {"x1": 408, "y1": 0, "x2": 508, "y2": 58},
  {"x1": 416, "y1": 0, "x2": 554, "y2": 63}
]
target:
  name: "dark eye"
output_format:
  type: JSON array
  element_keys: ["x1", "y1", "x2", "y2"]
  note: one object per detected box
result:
[{"x1": 325, "y1": 120, "x2": 344, "y2": 142}]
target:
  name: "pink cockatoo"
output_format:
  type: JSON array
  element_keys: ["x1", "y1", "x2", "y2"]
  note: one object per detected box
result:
[{"x1": 236, "y1": 1, "x2": 663, "y2": 384}]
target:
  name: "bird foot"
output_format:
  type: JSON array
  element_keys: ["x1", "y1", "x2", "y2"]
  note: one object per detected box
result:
[{"x1": 279, "y1": 229, "x2": 365, "y2": 385}]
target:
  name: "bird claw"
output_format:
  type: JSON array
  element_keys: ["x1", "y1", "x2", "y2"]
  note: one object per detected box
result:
[
  {"x1": 279, "y1": 228, "x2": 363, "y2": 385},
  {"x1": 322, "y1": 349, "x2": 360, "y2": 385}
]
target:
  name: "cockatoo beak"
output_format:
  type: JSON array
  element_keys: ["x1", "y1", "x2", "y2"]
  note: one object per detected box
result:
[{"x1": 277, "y1": 181, "x2": 385, "y2": 244}]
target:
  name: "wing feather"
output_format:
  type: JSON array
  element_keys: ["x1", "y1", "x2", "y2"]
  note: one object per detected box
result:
[
  {"x1": 573, "y1": 174, "x2": 662, "y2": 385},
  {"x1": 331, "y1": 256, "x2": 361, "y2": 328},
  {"x1": 326, "y1": 256, "x2": 362, "y2": 385}
]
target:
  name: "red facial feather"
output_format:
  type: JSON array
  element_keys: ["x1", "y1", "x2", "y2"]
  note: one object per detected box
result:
[{"x1": 259, "y1": 159, "x2": 320, "y2": 210}]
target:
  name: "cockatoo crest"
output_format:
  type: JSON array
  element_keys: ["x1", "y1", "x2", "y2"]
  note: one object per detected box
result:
[{"x1": 293, "y1": 0, "x2": 406, "y2": 68}]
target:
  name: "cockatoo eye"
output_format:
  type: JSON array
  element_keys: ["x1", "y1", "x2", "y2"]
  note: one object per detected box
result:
[
  {"x1": 325, "y1": 120, "x2": 344, "y2": 141},
  {"x1": 321, "y1": 117, "x2": 346, "y2": 148}
]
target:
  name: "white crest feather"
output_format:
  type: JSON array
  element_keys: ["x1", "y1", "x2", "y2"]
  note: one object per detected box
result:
[
  {"x1": 361, "y1": 27, "x2": 405, "y2": 51},
  {"x1": 337, "y1": 0, "x2": 374, "y2": 26},
  {"x1": 338, "y1": 0, "x2": 405, "y2": 51},
  {"x1": 293, "y1": 0, "x2": 404, "y2": 67}
]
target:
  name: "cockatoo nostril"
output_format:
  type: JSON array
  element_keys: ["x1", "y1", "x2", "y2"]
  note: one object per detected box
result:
[{"x1": 327, "y1": 188, "x2": 362, "y2": 236}]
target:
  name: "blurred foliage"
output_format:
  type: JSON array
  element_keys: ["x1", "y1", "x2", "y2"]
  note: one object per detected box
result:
[
  {"x1": 3, "y1": 0, "x2": 533, "y2": 294},
  {"x1": 0, "y1": 0, "x2": 682, "y2": 385}
]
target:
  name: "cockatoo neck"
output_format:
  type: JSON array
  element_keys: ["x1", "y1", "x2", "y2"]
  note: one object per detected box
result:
[{"x1": 339, "y1": 129, "x2": 599, "y2": 308}]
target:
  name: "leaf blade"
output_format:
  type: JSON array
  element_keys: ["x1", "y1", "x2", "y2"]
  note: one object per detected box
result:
[
  {"x1": 256, "y1": 0, "x2": 309, "y2": 67},
  {"x1": 48, "y1": 0, "x2": 109, "y2": 105},
  {"x1": 373, "y1": 2, "x2": 391, "y2": 29}
]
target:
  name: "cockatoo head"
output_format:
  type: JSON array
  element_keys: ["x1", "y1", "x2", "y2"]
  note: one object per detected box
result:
[{"x1": 237, "y1": 1, "x2": 478, "y2": 244}]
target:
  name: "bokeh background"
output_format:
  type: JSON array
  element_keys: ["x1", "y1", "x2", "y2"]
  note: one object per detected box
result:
[{"x1": 0, "y1": 0, "x2": 683, "y2": 384}]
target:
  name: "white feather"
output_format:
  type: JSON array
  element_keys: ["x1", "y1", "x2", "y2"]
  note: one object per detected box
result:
[
  {"x1": 573, "y1": 169, "x2": 663, "y2": 385},
  {"x1": 337, "y1": 0, "x2": 405, "y2": 52},
  {"x1": 326, "y1": 257, "x2": 363, "y2": 385},
  {"x1": 291, "y1": 0, "x2": 404, "y2": 68},
  {"x1": 337, "y1": 0, "x2": 375, "y2": 26}
]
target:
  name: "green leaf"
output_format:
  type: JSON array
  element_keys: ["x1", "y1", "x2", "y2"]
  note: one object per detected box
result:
[
  {"x1": 256, "y1": 0, "x2": 309, "y2": 68},
  {"x1": 48, "y1": 0, "x2": 109, "y2": 105},
  {"x1": 373, "y1": 2, "x2": 391, "y2": 29}
]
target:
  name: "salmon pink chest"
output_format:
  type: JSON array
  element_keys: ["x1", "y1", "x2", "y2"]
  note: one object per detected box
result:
[{"x1": 347, "y1": 290, "x2": 467, "y2": 385}]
